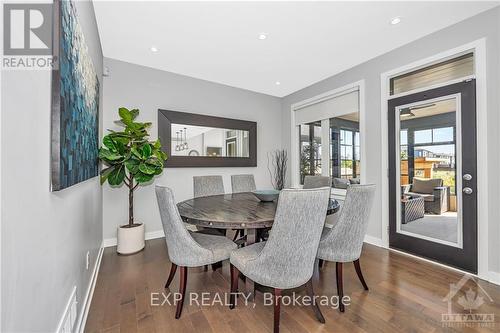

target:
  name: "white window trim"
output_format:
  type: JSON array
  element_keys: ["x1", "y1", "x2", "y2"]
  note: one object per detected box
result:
[
  {"x1": 290, "y1": 80, "x2": 366, "y2": 194},
  {"x1": 380, "y1": 38, "x2": 489, "y2": 280}
]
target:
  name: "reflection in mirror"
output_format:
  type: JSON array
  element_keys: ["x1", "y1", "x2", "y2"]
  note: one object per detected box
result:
[
  {"x1": 330, "y1": 112, "x2": 360, "y2": 189},
  {"x1": 171, "y1": 124, "x2": 250, "y2": 158}
]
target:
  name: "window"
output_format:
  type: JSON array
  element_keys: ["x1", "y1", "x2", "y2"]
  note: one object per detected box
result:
[
  {"x1": 390, "y1": 53, "x2": 474, "y2": 95},
  {"x1": 293, "y1": 88, "x2": 361, "y2": 188},
  {"x1": 414, "y1": 126, "x2": 454, "y2": 144},
  {"x1": 400, "y1": 129, "x2": 408, "y2": 160},
  {"x1": 299, "y1": 122, "x2": 322, "y2": 184},
  {"x1": 354, "y1": 132, "x2": 360, "y2": 171},
  {"x1": 432, "y1": 127, "x2": 454, "y2": 142},
  {"x1": 329, "y1": 113, "x2": 360, "y2": 181},
  {"x1": 414, "y1": 129, "x2": 431, "y2": 144},
  {"x1": 339, "y1": 129, "x2": 359, "y2": 179},
  {"x1": 401, "y1": 123, "x2": 456, "y2": 194}
]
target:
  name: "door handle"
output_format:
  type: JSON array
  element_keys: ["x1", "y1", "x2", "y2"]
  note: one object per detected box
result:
[
  {"x1": 463, "y1": 187, "x2": 473, "y2": 195},
  {"x1": 463, "y1": 174, "x2": 473, "y2": 181}
]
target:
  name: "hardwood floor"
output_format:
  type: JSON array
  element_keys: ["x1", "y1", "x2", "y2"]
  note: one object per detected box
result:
[{"x1": 85, "y1": 238, "x2": 500, "y2": 333}]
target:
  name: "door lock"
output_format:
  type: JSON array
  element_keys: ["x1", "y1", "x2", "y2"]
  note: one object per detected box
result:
[
  {"x1": 463, "y1": 187, "x2": 473, "y2": 195},
  {"x1": 463, "y1": 174, "x2": 473, "y2": 181}
]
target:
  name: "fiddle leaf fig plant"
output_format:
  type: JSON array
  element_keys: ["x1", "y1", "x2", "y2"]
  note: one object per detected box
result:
[{"x1": 99, "y1": 107, "x2": 168, "y2": 227}]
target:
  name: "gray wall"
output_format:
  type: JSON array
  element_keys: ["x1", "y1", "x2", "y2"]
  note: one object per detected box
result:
[
  {"x1": 1, "y1": 1, "x2": 104, "y2": 331},
  {"x1": 281, "y1": 7, "x2": 500, "y2": 273},
  {"x1": 102, "y1": 58, "x2": 282, "y2": 240}
]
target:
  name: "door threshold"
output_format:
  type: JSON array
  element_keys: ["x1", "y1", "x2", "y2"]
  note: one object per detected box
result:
[{"x1": 388, "y1": 246, "x2": 480, "y2": 279}]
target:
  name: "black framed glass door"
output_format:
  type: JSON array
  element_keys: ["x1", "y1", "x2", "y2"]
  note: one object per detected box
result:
[{"x1": 388, "y1": 80, "x2": 477, "y2": 273}]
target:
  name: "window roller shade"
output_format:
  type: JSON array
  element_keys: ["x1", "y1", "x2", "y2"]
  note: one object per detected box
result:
[{"x1": 294, "y1": 90, "x2": 359, "y2": 125}]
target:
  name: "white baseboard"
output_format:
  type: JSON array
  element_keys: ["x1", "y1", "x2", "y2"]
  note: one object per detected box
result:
[
  {"x1": 102, "y1": 237, "x2": 116, "y2": 248},
  {"x1": 145, "y1": 230, "x2": 165, "y2": 241},
  {"x1": 103, "y1": 230, "x2": 165, "y2": 248},
  {"x1": 488, "y1": 271, "x2": 500, "y2": 285},
  {"x1": 105, "y1": 231, "x2": 382, "y2": 248},
  {"x1": 363, "y1": 235, "x2": 384, "y2": 247},
  {"x1": 75, "y1": 242, "x2": 104, "y2": 333}
]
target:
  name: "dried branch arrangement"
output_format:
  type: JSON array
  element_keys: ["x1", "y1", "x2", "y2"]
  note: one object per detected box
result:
[{"x1": 267, "y1": 149, "x2": 288, "y2": 190}]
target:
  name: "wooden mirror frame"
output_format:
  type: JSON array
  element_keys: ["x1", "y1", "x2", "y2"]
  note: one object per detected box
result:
[{"x1": 158, "y1": 109, "x2": 257, "y2": 167}]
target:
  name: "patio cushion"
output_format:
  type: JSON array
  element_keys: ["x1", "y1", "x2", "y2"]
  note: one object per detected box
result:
[
  {"x1": 412, "y1": 178, "x2": 442, "y2": 194},
  {"x1": 407, "y1": 192, "x2": 435, "y2": 202}
]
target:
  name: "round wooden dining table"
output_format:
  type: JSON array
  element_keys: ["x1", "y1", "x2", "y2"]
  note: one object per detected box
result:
[{"x1": 177, "y1": 192, "x2": 340, "y2": 300}]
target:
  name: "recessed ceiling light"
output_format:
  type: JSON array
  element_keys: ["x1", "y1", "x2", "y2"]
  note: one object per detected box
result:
[
  {"x1": 275, "y1": 81, "x2": 281, "y2": 85},
  {"x1": 258, "y1": 33, "x2": 268, "y2": 40},
  {"x1": 390, "y1": 17, "x2": 401, "y2": 25},
  {"x1": 150, "y1": 46, "x2": 158, "y2": 52}
]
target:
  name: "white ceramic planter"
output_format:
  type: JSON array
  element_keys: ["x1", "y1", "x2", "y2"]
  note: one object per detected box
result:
[{"x1": 117, "y1": 223, "x2": 145, "y2": 255}]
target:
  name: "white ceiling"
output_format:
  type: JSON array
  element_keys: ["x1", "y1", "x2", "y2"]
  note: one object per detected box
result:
[
  {"x1": 93, "y1": 1, "x2": 499, "y2": 97},
  {"x1": 171, "y1": 124, "x2": 213, "y2": 140}
]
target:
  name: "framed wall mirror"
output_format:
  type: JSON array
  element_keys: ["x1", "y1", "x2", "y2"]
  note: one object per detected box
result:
[{"x1": 158, "y1": 109, "x2": 257, "y2": 167}]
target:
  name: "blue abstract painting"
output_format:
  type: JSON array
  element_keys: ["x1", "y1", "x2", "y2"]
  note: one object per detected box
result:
[{"x1": 51, "y1": 0, "x2": 99, "y2": 191}]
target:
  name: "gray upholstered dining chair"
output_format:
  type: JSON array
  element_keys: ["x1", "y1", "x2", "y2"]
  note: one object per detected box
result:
[
  {"x1": 231, "y1": 174, "x2": 256, "y2": 193},
  {"x1": 155, "y1": 185, "x2": 237, "y2": 319},
  {"x1": 230, "y1": 174, "x2": 256, "y2": 241},
  {"x1": 193, "y1": 175, "x2": 227, "y2": 239},
  {"x1": 229, "y1": 187, "x2": 331, "y2": 333},
  {"x1": 193, "y1": 175, "x2": 225, "y2": 198},
  {"x1": 303, "y1": 175, "x2": 332, "y2": 257},
  {"x1": 317, "y1": 184, "x2": 376, "y2": 312},
  {"x1": 303, "y1": 175, "x2": 332, "y2": 189}
]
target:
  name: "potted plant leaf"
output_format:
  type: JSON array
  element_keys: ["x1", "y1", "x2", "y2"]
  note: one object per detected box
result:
[{"x1": 99, "y1": 107, "x2": 167, "y2": 254}]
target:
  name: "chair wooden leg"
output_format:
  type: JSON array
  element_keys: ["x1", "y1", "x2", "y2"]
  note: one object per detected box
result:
[
  {"x1": 353, "y1": 259, "x2": 369, "y2": 291},
  {"x1": 274, "y1": 289, "x2": 282, "y2": 333},
  {"x1": 230, "y1": 264, "x2": 239, "y2": 309},
  {"x1": 318, "y1": 259, "x2": 324, "y2": 269},
  {"x1": 336, "y1": 262, "x2": 344, "y2": 312},
  {"x1": 211, "y1": 261, "x2": 222, "y2": 271},
  {"x1": 305, "y1": 279, "x2": 325, "y2": 323},
  {"x1": 164, "y1": 263, "x2": 178, "y2": 289},
  {"x1": 175, "y1": 266, "x2": 187, "y2": 319},
  {"x1": 203, "y1": 265, "x2": 208, "y2": 272},
  {"x1": 313, "y1": 258, "x2": 320, "y2": 279}
]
